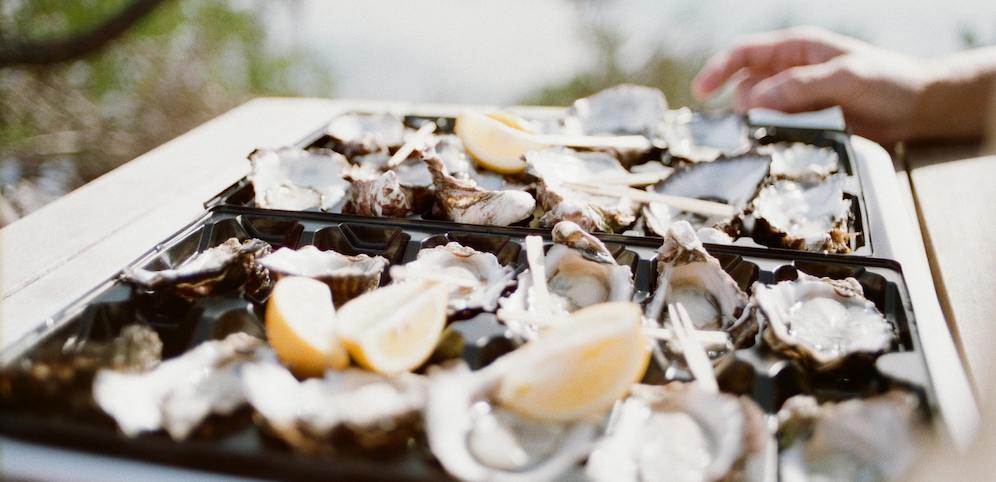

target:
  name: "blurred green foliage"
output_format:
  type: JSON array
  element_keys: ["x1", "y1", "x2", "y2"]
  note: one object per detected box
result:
[{"x1": 0, "y1": 0, "x2": 332, "y2": 189}]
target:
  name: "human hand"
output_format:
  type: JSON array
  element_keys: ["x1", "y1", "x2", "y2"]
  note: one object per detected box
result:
[{"x1": 692, "y1": 27, "x2": 935, "y2": 144}]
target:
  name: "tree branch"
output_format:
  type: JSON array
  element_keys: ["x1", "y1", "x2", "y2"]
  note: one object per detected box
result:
[{"x1": 0, "y1": 0, "x2": 169, "y2": 66}]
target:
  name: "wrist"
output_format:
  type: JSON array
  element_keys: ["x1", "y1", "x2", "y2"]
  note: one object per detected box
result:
[{"x1": 911, "y1": 53, "x2": 996, "y2": 141}]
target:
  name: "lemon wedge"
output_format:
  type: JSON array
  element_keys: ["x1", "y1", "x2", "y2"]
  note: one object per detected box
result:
[
  {"x1": 265, "y1": 276, "x2": 348, "y2": 377},
  {"x1": 455, "y1": 111, "x2": 545, "y2": 174},
  {"x1": 495, "y1": 301, "x2": 650, "y2": 421},
  {"x1": 336, "y1": 280, "x2": 449, "y2": 374}
]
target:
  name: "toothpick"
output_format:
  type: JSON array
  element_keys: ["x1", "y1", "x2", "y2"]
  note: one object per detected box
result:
[
  {"x1": 669, "y1": 302, "x2": 719, "y2": 393},
  {"x1": 587, "y1": 170, "x2": 673, "y2": 186},
  {"x1": 388, "y1": 122, "x2": 437, "y2": 167}
]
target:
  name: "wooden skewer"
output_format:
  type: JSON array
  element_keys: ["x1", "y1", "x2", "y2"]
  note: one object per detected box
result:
[
  {"x1": 669, "y1": 302, "x2": 719, "y2": 393},
  {"x1": 387, "y1": 122, "x2": 437, "y2": 167},
  {"x1": 563, "y1": 181, "x2": 736, "y2": 218},
  {"x1": 533, "y1": 133, "x2": 653, "y2": 152},
  {"x1": 589, "y1": 170, "x2": 673, "y2": 186}
]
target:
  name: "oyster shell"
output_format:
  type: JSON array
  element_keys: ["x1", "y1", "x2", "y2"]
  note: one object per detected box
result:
[
  {"x1": 766, "y1": 142, "x2": 840, "y2": 182},
  {"x1": 390, "y1": 242, "x2": 515, "y2": 314},
  {"x1": 257, "y1": 246, "x2": 388, "y2": 307},
  {"x1": 777, "y1": 391, "x2": 922, "y2": 482},
  {"x1": 649, "y1": 221, "x2": 757, "y2": 355},
  {"x1": 754, "y1": 273, "x2": 896, "y2": 371},
  {"x1": 123, "y1": 238, "x2": 272, "y2": 299},
  {"x1": 325, "y1": 112, "x2": 406, "y2": 157},
  {"x1": 567, "y1": 84, "x2": 669, "y2": 136},
  {"x1": 527, "y1": 147, "x2": 638, "y2": 232},
  {"x1": 746, "y1": 175, "x2": 852, "y2": 253},
  {"x1": 498, "y1": 222, "x2": 634, "y2": 340},
  {"x1": 662, "y1": 109, "x2": 752, "y2": 163},
  {"x1": 587, "y1": 383, "x2": 766, "y2": 482},
  {"x1": 346, "y1": 170, "x2": 417, "y2": 218},
  {"x1": 242, "y1": 358, "x2": 426, "y2": 453},
  {"x1": 249, "y1": 147, "x2": 352, "y2": 211},
  {"x1": 425, "y1": 361, "x2": 597, "y2": 482},
  {"x1": 643, "y1": 153, "x2": 771, "y2": 236},
  {"x1": 425, "y1": 153, "x2": 535, "y2": 226},
  {"x1": 93, "y1": 332, "x2": 263, "y2": 440}
]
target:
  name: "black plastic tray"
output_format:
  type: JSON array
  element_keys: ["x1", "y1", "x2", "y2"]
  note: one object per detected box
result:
[
  {"x1": 0, "y1": 205, "x2": 934, "y2": 481},
  {"x1": 204, "y1": 110, "x2": 876, "y2": 257}
]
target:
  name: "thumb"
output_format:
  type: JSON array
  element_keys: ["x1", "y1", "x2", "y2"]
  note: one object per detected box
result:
[{"x1": 745, "y1": 61, "x2": 849, "y2": 112}]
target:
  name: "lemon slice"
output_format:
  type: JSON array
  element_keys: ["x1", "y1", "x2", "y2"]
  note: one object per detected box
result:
[
  {"x1": 496, "y1": 301, "x2": 650, "y2": 421},
  {"x1": 487, "y1": 112, "x2": 538, "y2": 134},
  {"x1": 337, "y1": 280, "x2": 449, "y2": 374},
  {"x1": 265, "y1": 276, "x2": 348, "y2": 377},
  {"x1": 455, "y1": 111, "x2": 545, "y2": 174}
]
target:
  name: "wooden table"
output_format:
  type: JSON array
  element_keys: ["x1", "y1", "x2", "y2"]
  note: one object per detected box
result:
[{"x1": 0, "y1": 98, "x2": 984, "y2": 478}]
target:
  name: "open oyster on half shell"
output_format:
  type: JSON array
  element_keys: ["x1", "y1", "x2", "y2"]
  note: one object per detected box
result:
[
  {"x1": 249, "y1": 147, "x2": 352, "y2": 211},
  {"x1": 662, "y1": 109, "x2": 753, "y2": 163},
  {"x1": 565, "y1": 84, "x2": 669, "y2": 137},
  {"x1": 325, "y1": 112, "x2": 406, "y2": 157},
  {"x1": 390, "y1": 242, "x2": 515, "y2": 315},
  {"x1": 648, "y1": 221, "x2": 757, "y2": 365},
  {"x1": 587, "y1": 383, "x2": 766, "y2": 482},
  {"x1": 425, "y1": 153, "x2": 535, "y2": 226},
  {"x1": 257, "y1": 245, "x2": 388, "y2": 307},
  {"x1": 346, "y1": 169, "x2": 416, "y2": 218},
  {"x1": 123, "y1": 238, "x2": 272, "y2": 299},
  {"x1": 93, "y1": 332, "x2": 264, "y2": 440},
  {"x1": 527, "y1": 147, "x2": 638, "y2": 233},
  {"x1": 498, "y1": 221, "x2": 634, "y2": 340},
  {"x1": 765, "y1": 142, "x2": 840, "y2": 182},
  {"x1": 643, "y1": 153, "x2": 771, "y2": 237},
  {"x1": 745, "y1": 175, "x2": 852, "y2": 253},
  {"x1": 242, "y1": 358, "x2": 427, "y2": 453},
  {"x1": 777, "y1": 391, "x2": 922, "y2": 482},
  {"x1": 754, "y1": 273, "x2": 896, "y2": 371}
]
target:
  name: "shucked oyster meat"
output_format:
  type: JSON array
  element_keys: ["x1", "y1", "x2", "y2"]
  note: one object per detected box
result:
[
  {"x1": 777, "y1": 391, "x2": 922, "y2": 482},
  {"x1": 587, "y1": 383, "x2": 766, "y2": 482},
  {"x1": 123, "y1": 238, "x2": 272, "y2": 298},
  {"x1": 643, "y1": 153, "x2": 771, "y2": 237},
  {"x1": 257, "y1": 245, "x2": 388, "y2": 307},
  {"x1": 390, "y1": 241, "x2": 515, "y2": 314},
  {"x1": 765, "y1": 142, "x2": 840, "y2": 182},
  {"x1": 754, "y1": 273, "x2": 896, "y2": 371},
  {"x1": 426, "y1": 153, "x2": 535, "y2": 226},
  {"x1": 249, "y1": 147, "x2": 351, "y2": 211},
  {"x1": 93, "y1": 332, "x2": 263, "y2": 440},
  {"x1": 746, "y1": 175, "x2": 852, "y2": 253},
  {"x1": 498, "y1": 221, "x2": 633, "y2": 339},
  {"x1": 528, "y1": 147, "x2": 638, "y2": 232},
  {"x1": 648, "y1": 221, "x2": 757, "y2": 361}
]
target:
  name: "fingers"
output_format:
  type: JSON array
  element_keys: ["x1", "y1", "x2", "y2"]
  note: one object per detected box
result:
[
  {"x1": 692, "y1": 26, "x2": 851, "y2": 99},
  {"x1": 741, "y1": 61, "x2": 850, "y2": 113}
]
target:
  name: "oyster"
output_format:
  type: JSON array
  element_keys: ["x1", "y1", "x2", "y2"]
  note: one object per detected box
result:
[
  {"x1": 754, "y1": 273, "x2": 896, "y2": 371},
  {"x1": 257, "y1": 246, "x2": 388, "y2": 307},
  {"x1": 390, "y1": 242, "x2": 515, "y2": 314},
  {"x1": 643, "y1": 153, "x2": 771, "y2": 236},
  {"x1": 346, "y1": 170, "x2": 417, "y2": 218},
  {"x1": 93, "y1": 332, "x2": 263, "y2": 440},
  {"x1": 425, "y1": 153, "x2": 535, "y2": 226},
  {"x1": 587, "y1": 383, "x2": 766, "y2": 482},
  {"x1": 325, "y1": 112, "x2": 406, "y2": 157},
  {"x1": 766, "y1": 142, "x2": 840, "y2": 182},
  {"x1": 566, "y1": 84, "x2": 669, "y2": 136},
  {"x1": 242, "y1": 358, "x2": 426, "y2": 453},
  {"x1": 498, "y1": 222, "x2": 633, "y2": 339},
  {"x1": 249, "y1": 147, "x2": 351, "y2": 211},
  {"x1": 527, "y1": 147, "x2": 638, "y2": 232},
  {"x1": 662, "y1": 109, "x2": 752, "y2": 163},
  {"x1": 777, "y1": 391, "x2": 922, "y2": 481},
  {"x1": 425, "y1": 361, "x2": 598, "y2": 482},
  {"x1": 746, "y1": 175, "x2": 852, "y2": 253},
  {"x1": 123, "y1": 238, "x2": 272, "y2": 299},
  {"x1": 649, "y1": 221, "x2": 757, "y2": 355}
]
